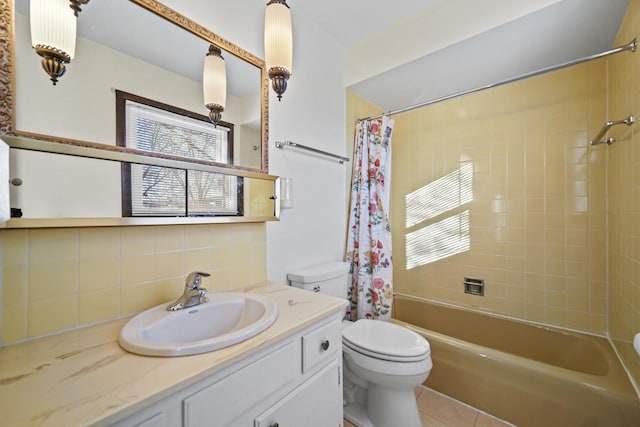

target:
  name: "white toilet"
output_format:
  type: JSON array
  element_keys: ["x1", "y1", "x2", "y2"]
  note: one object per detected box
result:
[{"x1": 288, "y1": 262, "x2": 432, "y2": 427}]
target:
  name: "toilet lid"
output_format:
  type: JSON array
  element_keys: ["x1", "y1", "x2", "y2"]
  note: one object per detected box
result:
[{"x1": 342, "y1": 319, "x2": 430, "y2": 360}]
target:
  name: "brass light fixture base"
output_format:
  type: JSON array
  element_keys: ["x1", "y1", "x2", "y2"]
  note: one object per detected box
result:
[
  {"x1": 207, "y1": 45, "x2": 222, "y2": 58},
  {"x1": 69, "y1": 0, "x2": 91, "y2": 17},
  {"x1": 267, "y1": 0, "x2": 290, "y2": 7},
  {"x1": 206, "y1": 103, "x2": 224, "y2": 127},
  {"x1": 34, "y1": 45, "x2": 71, "y2": 85},
  {"x1": 269, "y1": 67, "x2": 290, "y2": 101}
]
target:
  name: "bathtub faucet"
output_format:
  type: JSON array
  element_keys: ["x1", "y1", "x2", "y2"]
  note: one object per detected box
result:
[{"x1": 166, "y1": 271, "x2": 211, "y2": 311}]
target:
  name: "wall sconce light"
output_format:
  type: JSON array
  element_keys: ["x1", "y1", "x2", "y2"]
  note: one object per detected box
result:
[
  {"x1": 203, "y1": 45, "x2": 227, "y2": 127},
  {"x1": 264, "y1": 0, "x2": 292, "y2": 101},
  {"x1": 30, "y1": 0, "x2": 85, "y2": 85}
]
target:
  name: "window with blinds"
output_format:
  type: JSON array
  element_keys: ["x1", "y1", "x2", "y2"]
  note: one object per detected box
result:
[{"x1": 115, "y1": 90, "x2": 241, "y2": 217}]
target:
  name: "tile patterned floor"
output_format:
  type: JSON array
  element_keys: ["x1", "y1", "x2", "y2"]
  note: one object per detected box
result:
[{"x1": 344, "y1": 386, "x2": 515, "y2": 427}]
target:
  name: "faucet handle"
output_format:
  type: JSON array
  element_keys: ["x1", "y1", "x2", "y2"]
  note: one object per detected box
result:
[{"x1": 185, "y1": 271, "x2": 211, "y2": 290}]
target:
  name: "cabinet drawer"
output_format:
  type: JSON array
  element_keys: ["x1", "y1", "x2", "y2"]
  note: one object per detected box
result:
[
  {"x1": 183, "y1": 340, "x2": 299, "y2": 426},
  {"x1": 302, "y1": 319, "x2": 340, "y2": 373}
]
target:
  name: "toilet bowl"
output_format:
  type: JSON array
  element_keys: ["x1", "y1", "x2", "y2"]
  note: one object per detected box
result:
[
  {"x1": 288, "y1": 263, "x2": 433, "y2": 427},
  {"x1": 342, "y1": 319, "x2": 431, "y2": 427}
]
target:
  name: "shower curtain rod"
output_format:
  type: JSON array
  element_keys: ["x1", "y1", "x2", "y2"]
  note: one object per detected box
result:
[{"x1": 357, "y1": 38, "x2": 637, "y2": 122}]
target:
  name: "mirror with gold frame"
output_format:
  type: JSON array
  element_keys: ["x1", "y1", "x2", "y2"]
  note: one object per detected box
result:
[{"x1": 0, "y1": 0, "x2": 278, "y2": 226}]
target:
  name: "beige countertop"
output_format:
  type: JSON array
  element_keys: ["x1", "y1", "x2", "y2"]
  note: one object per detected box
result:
[{"x1": 0, "y1": 282, "x2": 347, "y2": 427}]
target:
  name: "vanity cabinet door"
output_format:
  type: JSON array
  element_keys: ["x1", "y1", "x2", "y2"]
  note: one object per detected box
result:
[
  {"x1": 109, "y1": 394, "x2": 182, "y2": 427},
  {"x1": 110, "y1": 412, "x2": 167, "y2": 427},
  {"x1": 183, "y1": 340, "x2": 299, "y2": 427},
  {"x1": 254, "y1": 361, "x2": 342, "y2": 427},
  {"x1": 131, "y1": 413, "x2": 165, "y2": 427}
]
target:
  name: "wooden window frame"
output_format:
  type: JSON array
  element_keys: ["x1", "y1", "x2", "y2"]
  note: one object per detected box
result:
[{"x1": 115, "y1": 90, "x2": 243, "y2": 217}]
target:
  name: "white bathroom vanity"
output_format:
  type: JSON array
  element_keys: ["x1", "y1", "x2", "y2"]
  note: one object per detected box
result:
[{"x1": 0, "y1": 283, "x2": 347, "y2": 427}]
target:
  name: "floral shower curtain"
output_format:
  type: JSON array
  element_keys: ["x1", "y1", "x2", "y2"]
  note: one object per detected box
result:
[{"x1": 345, "y1": 116, "x2": 394, "y2": 321}]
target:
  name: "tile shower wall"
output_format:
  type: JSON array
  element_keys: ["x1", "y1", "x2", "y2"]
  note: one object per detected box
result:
[
  {"x1": 348, "y1": 56, "x2": 608, "y2": 334},
  {"x1": 608, "y1": 0, "x2": 640, "y2": 390},
  {"x1": 391, "y1": 59, "x2": 608, "y2": 334},
  {"x1": 1, "y1": 223, "x2": 266, "y2": 345}
]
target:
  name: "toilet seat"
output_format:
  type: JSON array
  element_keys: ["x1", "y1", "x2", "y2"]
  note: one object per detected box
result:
[
  {"x1": 343, "y1": 339, "x2": 429, "y2": 362},
  {"x1": 342, "y1": 319, "x2": 430, "y2": 362}
]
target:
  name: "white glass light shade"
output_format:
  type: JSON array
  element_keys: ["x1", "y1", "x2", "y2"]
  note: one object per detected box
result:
[
  {"x1": 203, "y1": 47, "x2": 227, "y2": 110},
  {"x1": 264, "y1": 0, "x2": 292, "y2": 75},
  {"x1": 30, "y1": 0, "x2": 77, "y2": 60}
]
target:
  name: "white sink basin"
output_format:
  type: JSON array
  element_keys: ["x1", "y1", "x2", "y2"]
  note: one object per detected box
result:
[{"x1": 119, "y1": 292, "x2": 278, "y2": 356}]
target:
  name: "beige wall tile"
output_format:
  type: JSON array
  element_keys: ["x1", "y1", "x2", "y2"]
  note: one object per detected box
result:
[
  {"x1": 79, "y1": 228, "x2": 121, "y2": 259},
  {"x1": 121, "y1": 226, "x2": 155, "y2": 255},
  {"x1": 2, "y1": 304, "x2": 26, "y2": 343},
  {"x1": 78, "y1": 289, "x2": 121, "y2": 325},
  {"x1": 156, "y1": 277, "x2": 185, "y2": 305},
  {"x1": 1, "y1": 229, "x2": 28, "y2": 267},
  {"x1": 1, "y1": 222, "x2": 267, "y2": 344},
  {"x1": 29, "y1": 229, "x2": 78, "y2": 264},
  {"x1": 155, "y1": 251, "x2": 184, "y2": 280},
  {"x1": 211, "y1": 246, "x2": 234, "y2": 270},
  {"x1": 155, "y1": 226, "x2": 185, "y2": 253},
  {"x1": 233, "y1": 268, "x2": 253, "y2": 288},
  {"x1": 121, "y1": 254, "x2": 155, "y2": 286},
  {"x1": 250, "y1": 243, "x2": 267, "y2": 266},
  {"x1": 29, "y1": 261, "x2": 78, "y2": 301},
  {"x1": 121, "y1": 282, "x2": 157, "y2": 315},
  {"x1": 210, "y1": 225, "x2": 233, "y2": 247},
  {"x1": 2, "y1": 265, "x2": 27, "y2": 305},
  {"x1": 78, "y1": 258, "x2": 121, "y2": 292},
  {"x1": 28, "y1": 295, "x2": 77, "y2": 337},
  {"x1": 567, "y1": 310, "x2": 590, "y2": 331},
  {"x1": 183, "y1": 248, "x2": 211, "y2": 274},
  {"x1": 248, "y1": 265, "x2": 267, "y2": 284},
  {"x1": 210, "y1": 269, "x2": 234, "y2": 291},
  {"x1": 185, "y1": 225, "x2": 211, "y2": 249}
]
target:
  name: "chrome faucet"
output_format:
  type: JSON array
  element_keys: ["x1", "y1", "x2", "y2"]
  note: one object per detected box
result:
[{"x1": 166, "y1": 271, "x2": 211, "y2": 311}]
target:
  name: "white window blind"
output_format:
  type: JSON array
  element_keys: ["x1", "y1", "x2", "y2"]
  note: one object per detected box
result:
[
  {"x1": 123, "y1": 99, "x2": 238, "y2": 216},
  {"x1": 124, "y1": 100, "x2": 230, "y2": 161}
]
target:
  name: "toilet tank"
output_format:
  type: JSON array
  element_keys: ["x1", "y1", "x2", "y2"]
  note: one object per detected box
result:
[{"x1": 287, "y1": 261, "x2": 350, "y2": 299}]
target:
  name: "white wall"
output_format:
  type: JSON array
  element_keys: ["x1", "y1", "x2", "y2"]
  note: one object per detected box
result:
[
  {"x1": 345, "y1": 0, "x2": 563, "y2": 86},
  {"x1": 161, "y1": 0, "x2": 348, "y2": 283}
]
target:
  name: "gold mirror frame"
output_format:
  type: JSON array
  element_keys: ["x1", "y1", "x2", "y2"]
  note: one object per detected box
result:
[
  {"x1": 0, "y1": 0, "x2": 280, "y2": 228},
  {"x1": 0, "y1": 0, "x2": 269, "y2": 173}
]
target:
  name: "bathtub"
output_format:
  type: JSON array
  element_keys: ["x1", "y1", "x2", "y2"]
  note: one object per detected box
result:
[{"x1": 392, "y1": 294, "x2": 640, "y2": 427}]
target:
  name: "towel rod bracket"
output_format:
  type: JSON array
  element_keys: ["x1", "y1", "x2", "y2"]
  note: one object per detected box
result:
[{"x1": 590, "y1": 115, "x2": 635, "y2": 146}]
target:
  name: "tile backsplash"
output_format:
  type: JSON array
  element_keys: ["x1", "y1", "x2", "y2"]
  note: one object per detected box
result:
[{"x1": 1, "y1": 223, "x2": 266, "y2": 345}]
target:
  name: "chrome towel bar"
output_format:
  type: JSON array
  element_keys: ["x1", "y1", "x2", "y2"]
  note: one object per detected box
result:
[
  {"x1": 590, "y1": 115, "x2": 635, "y2": 146},
  {"x1": 275, "y1": 140, "x2": 350, "y2": 164}
]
